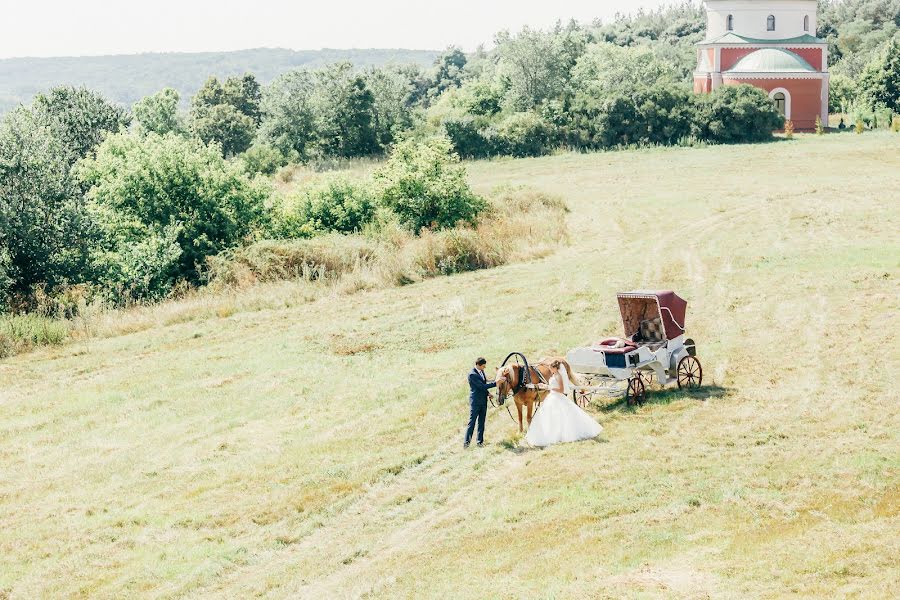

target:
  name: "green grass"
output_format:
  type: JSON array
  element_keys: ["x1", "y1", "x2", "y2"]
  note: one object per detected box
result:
[{"x1": 1, "y1": 132, "x2": 898, "y2": 598}]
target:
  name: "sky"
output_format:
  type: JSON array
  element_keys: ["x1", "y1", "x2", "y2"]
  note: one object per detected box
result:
[{"x1": 0, "y1": 0, "x2": 675, "y2": 59}]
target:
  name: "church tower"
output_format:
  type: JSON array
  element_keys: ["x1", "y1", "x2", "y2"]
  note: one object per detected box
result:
[{"x1": 694, "y1": 1, "x2": 829, "y2": 130}]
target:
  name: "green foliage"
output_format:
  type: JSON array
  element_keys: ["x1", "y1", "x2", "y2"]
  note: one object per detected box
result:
[
  {"x1": 190, "y1": 75, "x2": 261, "y2": 156},
  {"x1": 427, "y1": 47, "x2": 468, "y2": 102},
  {"x1": 494, "y1": 25, "x2": 586, "y2": 110},
  {"x1": 258, "y1": 69, "x2": 318, "y2": 160},
  {"x1": 313, "y1": 63, "x2": 379, "y2": 158},
  {"x1": 855, "y1": 118, "x2": 865, "y2": 133},
  {"x1": 858, "y1": 38, "x2": 900, "y2": 112},
  {"x1": 133, "y1": 88, "x2": 183, "y2": 135},
  {"x1": 0, "y1": 313, "x2": 69, "y2": 357},
  {"x1": 272, "y1": 177, "x2": 377, "y2": 238},
  {"x1": 0, "y1": 107, "x2": 98, "y2": 308},
  {"x1": 365, "y1": 66, "x2": 418, "y2": 148},
  {"x1": 374, "y1": 136, "x2": 486, "y2": 231},
  {"x1": 829, "y1": 73, "x2": 858, "y2": 113},
  {"x1": 570, "y1": 43, "x2": 681, "y2": 100},
  {"x1": 892, "y1": 115, "x2": 900, "y2": 132},
  {"x1": 491, "y1": 111, "x2": 555, "y2": 157},
  {"x1": 691, "y1": 85, "x2": 784, "y2": 144},
  {"x1": 815, "y1": 115, "x2": 825, "y2": 135},
  {"x1": 78, "y1": 133, "x2": 270, "y2": 293},
  {"x1": 31, "y1": 86, "x2": 130, "y2": 159},
  {"x1": 240, "y1": 142, "x2": 288, "y2": 176}
]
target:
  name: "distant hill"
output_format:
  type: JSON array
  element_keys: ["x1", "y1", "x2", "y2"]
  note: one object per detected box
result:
[{"x1": 0, "y1": 47, "x2": 440, "y2": 114}]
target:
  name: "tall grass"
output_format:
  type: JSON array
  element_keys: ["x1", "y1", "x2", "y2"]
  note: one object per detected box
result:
[
  {"x1": 0, "y1": 314, "x2": 70, "y2": 357},
  {"x1": 0, "y1": 187, "x2": 569, "y2": 359}
]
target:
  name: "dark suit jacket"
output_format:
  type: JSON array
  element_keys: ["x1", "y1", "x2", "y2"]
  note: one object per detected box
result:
[{"x1": 468, "y1": 368, "x2": 496, "y2": 404}]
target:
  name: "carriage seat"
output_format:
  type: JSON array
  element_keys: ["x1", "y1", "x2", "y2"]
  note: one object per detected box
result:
[
  {"x1": 592, "y1": 338, "x2": 637, "y2": 355},
  {"x1": 633, "y1": 317, "x2": 666, "y2": 351}
]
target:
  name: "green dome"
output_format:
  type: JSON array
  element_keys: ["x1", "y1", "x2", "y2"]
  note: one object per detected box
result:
[{"x1": 727, "y1": 48, "x2": 816, "y2": 73}]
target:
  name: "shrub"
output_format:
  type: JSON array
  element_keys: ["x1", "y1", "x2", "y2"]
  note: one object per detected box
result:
[
  {"x1": 784, "y1": 120, "x2": 795, "y2": 139},
  {"x1": 815, "y1": 115, "x2": 825, "y2": 135},
  {"x1": 272, "y1": 177, "x2": 377, "y2": 238},
  {"x1": 493, "y1": 112, "x2": 555, "y2": 157},
  {"x1": 892, "y1": 115, "x2": 900, "y2": 132},
  {"x1": 442, "y1": 115, "x2": 496, "y2": 159},
  {"x1": 374, "y1": 135, "x2": 486, "y2": 231},
  {"x1": 856, "y1": 119, "x2": 865, "y2": 134},
  {"x1": 691, "y1": 84, "x2": 783, "y2": 144},
  {"x1": 77, "y1": 132, "x2": 270, "y2": 295},
  {"x1": 241, "y1": 143, "x2": 288, "y2": 176}
]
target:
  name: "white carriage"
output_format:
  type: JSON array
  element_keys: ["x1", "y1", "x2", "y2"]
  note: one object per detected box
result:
[{"x1": 566, "y1": 290, "x2": 702, "y2": 406}]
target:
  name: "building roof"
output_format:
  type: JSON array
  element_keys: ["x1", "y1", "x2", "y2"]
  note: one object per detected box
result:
[
  {"x1": 725, "y1": 48, "x2": 817, "y2": 73},
  {"x1": 702, "y1": 32, "x2": 826, "y2": 45}
]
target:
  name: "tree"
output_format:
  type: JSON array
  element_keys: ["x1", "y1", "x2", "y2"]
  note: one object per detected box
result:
[
  {"x1": 0, "y1": 108, "x2": 94, "y2": 306},
  {"x1": 364, "y1": 66, "x2": 417, "y2": 148},
  {"x1": 258, "y1": 69, "x2": 319, "y2": 160},
  {"x1": 494, "y1": 27, "x2": 574, "y2": 110},
  {"x1": 374, "y1": 135, "x2": 486, "y2": 231},
  {"x1": 428, "y1": 47, "x2": 468, "y2": 101},
  {"x1": 313, "y1": 63, "x2": 379, "y2": 158},
  {"x1": 571, "y1": 43, "x2": 681, "y2": 100},
  {"x1": 190, "y1": 74, "x2": 261, "y2": 156},
  {"x1": 691, "y1": 84, "x2": 784, "y2": 144},
  {"x1": 192, "y1": 104, "x2": 256, "y2": 157},
  {"x1": 133, "y1": 88, "x2": 183, "y2": 135},
  {"x1": 77, "y1": 132, "x2": 269, "y2": 288},
  {"x1": 31, "y1": 86, "x2": 130, "y2": 160},
  {"x1": 859, "y1": 38, "x2": 900, "y2": 112}
]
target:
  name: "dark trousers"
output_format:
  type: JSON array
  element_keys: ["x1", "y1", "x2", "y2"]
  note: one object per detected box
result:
[{"x1": 464, "y1": 398, "x2": 487, "y2": 445}]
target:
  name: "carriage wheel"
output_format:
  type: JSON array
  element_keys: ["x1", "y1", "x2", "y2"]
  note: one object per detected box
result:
[
  {"x1": 626, "y1": 376, "x2": 645, "y2": 407},
  {"x1": 677, "y1": 356, "x2": 703, "y2": 390}
]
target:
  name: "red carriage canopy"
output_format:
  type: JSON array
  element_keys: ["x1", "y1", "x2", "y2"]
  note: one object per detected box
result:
[{"x1": 616, "y1": 290, "x2": 687, "y2": 341}]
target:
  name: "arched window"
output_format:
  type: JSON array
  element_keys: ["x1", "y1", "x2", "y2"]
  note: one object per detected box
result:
[
  {"x1": 767, "y1": 15, "x2": 776, "y2": 31},
  {"x1": 773, "y1": 92, "x2": 786, "y2": 115},
  {"x1": 804, "y1": 15, "x2": 810, "y2": 32},
  {"x1": 727, "y1": 14, "x2": 734, "y2": 31}
]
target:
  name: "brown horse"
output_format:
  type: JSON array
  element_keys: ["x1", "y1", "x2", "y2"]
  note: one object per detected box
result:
[{"x1": 495, "y1": 358, "x2": 580, "y2": 433}]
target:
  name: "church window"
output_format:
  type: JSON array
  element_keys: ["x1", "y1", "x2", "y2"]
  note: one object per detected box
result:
[
  {"x1": 727, "y1": 14, "x2": 734, "y2": 31},
  {"x1": 804, "y1": 15, "x2": 809, "y2": 31},
  {"x1": 767, "y1": 15, "x2": 776, "y2": 31},
  {"x1": 773, "y1": 92, "x2": 786, "y2": 115}
]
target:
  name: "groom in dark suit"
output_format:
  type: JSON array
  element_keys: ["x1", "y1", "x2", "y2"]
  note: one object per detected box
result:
[{"x1": 465, "y1": 357, "x2": 505, "y2": 448}]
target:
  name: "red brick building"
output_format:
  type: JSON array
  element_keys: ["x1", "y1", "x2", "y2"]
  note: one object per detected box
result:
[{"x1": 694, "y1": 1, "x2": 829, "y2": 130}]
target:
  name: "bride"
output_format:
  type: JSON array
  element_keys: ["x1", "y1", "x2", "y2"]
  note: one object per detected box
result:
[{"x1": 525, "y1": 360, "x2": 603, "y2": 447}]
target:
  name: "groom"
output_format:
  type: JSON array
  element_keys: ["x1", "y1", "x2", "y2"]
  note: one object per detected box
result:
[{"x1": 464, "y1": 358, "x2": 505, "y2": 448}]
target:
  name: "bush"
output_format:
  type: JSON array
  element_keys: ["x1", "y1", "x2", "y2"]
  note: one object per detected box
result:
[
  {"x1": 691, "y1": 84, "x2": 783, "y2": 144},
  {"x1": 272, "y1": 177, "x2": 377, "y2": 238},
  {"x1": 892, "y1": 115, "x2": 900, "y2": 132},
  {"x1": 241, "y1": 143, "x2": 288, "y2": 176},
  {"x1": 784, "y1": 120, "x2": 795, "y2": 139},
  {"x1": 493, "y1": 112, "x2": 555, "y2": 157},
  {"x1": 77, "y1": 132, "x2": 270, "y2": 296},
  {"x1": 442, "y1": 115, "x2": 496, "y2": 159},
  {"x1": 374, "y1": 136, "x2": 486, "y2": 231}
]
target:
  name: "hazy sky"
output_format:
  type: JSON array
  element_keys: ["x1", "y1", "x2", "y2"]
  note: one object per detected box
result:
[{"x1": 0, "y1": 0, "x2": 675, "y2": 59}]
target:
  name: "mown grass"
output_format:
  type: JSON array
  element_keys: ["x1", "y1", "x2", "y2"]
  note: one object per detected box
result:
[{"x1": 0, "y1": 132, "x2": 897, "y2": 599}]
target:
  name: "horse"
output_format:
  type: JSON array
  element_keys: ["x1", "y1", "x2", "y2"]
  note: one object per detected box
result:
[{"x1": 495, "y1": 358, "x2": 579, "y2": 433}]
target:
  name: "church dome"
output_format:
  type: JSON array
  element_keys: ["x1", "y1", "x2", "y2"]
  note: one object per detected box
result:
[{"x1": 726, "y1": 48, "x2": 816, "y2": 73}]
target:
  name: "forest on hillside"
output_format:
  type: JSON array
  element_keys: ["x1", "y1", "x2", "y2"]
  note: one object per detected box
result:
[{"x1": 0, "y1": 0, "x2": 898, "y2": 329}]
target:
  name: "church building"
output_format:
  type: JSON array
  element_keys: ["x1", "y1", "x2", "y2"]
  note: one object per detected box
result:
[{"x1": 694, "y1": 0, "x2": 829, "y2": 130}]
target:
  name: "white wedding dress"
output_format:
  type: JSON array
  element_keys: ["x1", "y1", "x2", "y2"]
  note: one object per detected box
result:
[{"x1": 525, "y1": 365, "x2": 603, "y2": 447}]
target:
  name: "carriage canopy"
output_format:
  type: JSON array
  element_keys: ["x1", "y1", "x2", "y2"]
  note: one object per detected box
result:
[{"x1": 617, "y1": 290, "x2": 687, "y2": 341}]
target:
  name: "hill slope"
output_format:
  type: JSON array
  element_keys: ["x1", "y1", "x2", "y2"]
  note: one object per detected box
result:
[
  {"x1": 0, "y1": 47, "x2": 439, "y2": 113},
  {"x1": 1, "y1": 134, "x2": 898, "y2": 598}
]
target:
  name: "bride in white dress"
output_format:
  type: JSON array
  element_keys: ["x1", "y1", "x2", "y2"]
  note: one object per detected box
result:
[{"x1": 525, "y1": 360, "x2": 603, "y2": 447}]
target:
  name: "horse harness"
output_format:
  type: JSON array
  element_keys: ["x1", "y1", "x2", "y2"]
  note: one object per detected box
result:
[{"x1": 494, "y1": 352, "x2": 549, "y2": 423}]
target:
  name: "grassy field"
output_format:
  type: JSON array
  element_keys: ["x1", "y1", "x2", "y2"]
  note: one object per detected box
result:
[{"x1": 1, "y1": 132, "x2": 898, "y2": 599}]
